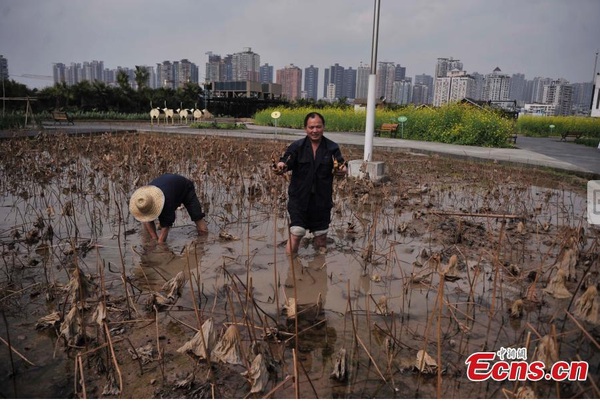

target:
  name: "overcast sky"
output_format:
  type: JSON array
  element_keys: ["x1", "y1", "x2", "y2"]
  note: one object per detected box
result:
[{"x1": 1, "y1": 0, "x2": 599, "y2": 90}]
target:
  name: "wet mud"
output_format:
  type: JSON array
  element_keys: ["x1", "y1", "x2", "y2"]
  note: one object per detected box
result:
[{"x1": 0, "y1": 131, "x2": 598, "y2": 398}]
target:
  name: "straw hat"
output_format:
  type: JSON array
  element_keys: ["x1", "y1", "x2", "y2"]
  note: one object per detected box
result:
[{"x1": 129, "y1": 185, "x2": 165, "y2": 222}]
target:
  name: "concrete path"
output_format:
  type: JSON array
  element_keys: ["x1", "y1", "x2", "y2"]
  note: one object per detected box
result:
[{"x1": 2, "y1": 121, "x2": 599, "y2": 179}]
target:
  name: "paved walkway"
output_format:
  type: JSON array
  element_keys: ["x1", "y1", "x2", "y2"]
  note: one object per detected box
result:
[{"x1": 2, "y1": 121, "x2": 599, "y2": 179}]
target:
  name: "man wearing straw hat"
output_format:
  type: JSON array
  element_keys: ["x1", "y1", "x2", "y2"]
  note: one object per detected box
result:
[{"x1": 129, "y1": 173, "x2": 208, "y2": 243}]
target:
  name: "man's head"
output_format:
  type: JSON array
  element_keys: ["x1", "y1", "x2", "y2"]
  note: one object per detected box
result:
[
  {"x1": 129, "y1": 185, "x2": 165, "y2": 222},
  {"x1": 304, "y1": 112, "x2": 325, "y2": 143}
]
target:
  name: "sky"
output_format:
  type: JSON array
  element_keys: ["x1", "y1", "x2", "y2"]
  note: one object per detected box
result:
[{"x1": 1, "y1": 0, "x2": 599, "y2": 90}]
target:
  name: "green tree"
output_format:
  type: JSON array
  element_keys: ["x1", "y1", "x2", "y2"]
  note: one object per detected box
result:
[
  {"x1": 134, "y1": 66, "x2": 150, "y2": 92},
  {"x1": 116, "y1": 69, "x2": 132, "y2": 92}
]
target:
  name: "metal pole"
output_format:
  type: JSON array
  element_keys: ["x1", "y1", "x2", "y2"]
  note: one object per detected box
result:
[
  {"x1": 590, "y1": 51, "x2": 598, "y2": 114},
  {"x1": 364, "y1": 0, "x2": 381, "y2": 161}
]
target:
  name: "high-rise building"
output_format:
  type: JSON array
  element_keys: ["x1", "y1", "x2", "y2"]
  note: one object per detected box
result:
[
  {"x1": 530, "y1": 77, "x2": 553, "y2": 103},
  {"x1": 342, "y1": 67, "x2": 357, "y2": 99},
  {"x1": 304, "y1": 65, "x2": 319, "y2": 100},
  {"x1": 433, "y1": 69, "x2": 475, "y2": 107},
  {"x1": 276, "y1": 64, "x2": 302, "y2": 101},
  {"x1": 324, "y1": 63, "x2": 345, "y2": 99},
  {"x1": 483, "y1": 67, "x2": 511, "y2": 101},
  {"x1": 0, "y1": 55, "x2": 8, "y2": 80},
  {"x1": 509, "y1": 73, "x2": 526, "y2": 103},
  {"x1": 469, "y1": 72, "x2": 485, "y2": 101},
  {"x1": 205, "y1": 52, "x2": 224, "y2": 82},
  {"x1": 392, "y1": 79, "x2": 412, "y2": 105},
  {"x1": 435, "y1": 58, "x2": 463, "y2": 78},
  {"x1": 543, "y1": 79, "x2": 573, "y2": 116},
  {"x1": 414, "y1": 74, "x2": 434, "y2": 104},
  {"x1": 52, "y1": 63, "x2": 66, "y2": 85},
  {"x1": 394, "y1": 65, "x2": 406, "y2": 81},
  {"x1": 260, "y1": 63, "x2": 274, "y2": 84},
  {"x1": 356, "y1": 63, "x2": 370, "y2": 100},
  {"x1": 376, "y1": 61, "x2": 396, "y2": 101},
  {"x1": 232, "y1": 47, "x2": 260, "y2": 82}
]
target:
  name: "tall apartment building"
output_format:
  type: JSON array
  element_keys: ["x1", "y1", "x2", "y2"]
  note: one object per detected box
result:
[
  {"x1": 81, "y1": 60, "x2": 104, "y2": 83},
  {"x1": 509, "y1": 73, "x2": 526, "y2": 103},
  {"x1": 543, "y1": 79, "x2": 573, "y2": 116},
  {"x1": 392, "y1": 79, "x2": 412, "y2": 105},
  {"x1": 435, "y1": 58, "x2": 463, "y2": 79},
  {"x1": 157, "y1": 61, "x2": 174, "y2": 88},
  {"x1": 530, "y1": 77, "x2": 554, "y2": 103},
  {"x1": 394, "y1": 65, "x2": 406, "y2": 81},
  {"x1": 470, "y1": 72, "x2": 485, "y2": 101},
  {"x1": 232, "y1": 47, "x2": 260, "y2": 82},
  {"x1": 276, "y1": 64, "x2": 302, "y2": 101},
  {"x1": 0, "y1": 55, "x2": 8, "y2": 80},
  {"x1": 376, "y1": 61, "x2": 396, "y2": 101},
  {"x1": 52, "y1": 63, "x2": 66, "y2": 84},
  {"x1": 570, "y1": 82, "x2": 593, "y2": 109},
  {"x1": 414, "y1": 74, "x2": 434, "y2": 104},
  {"x1": 304, "y1": 65, "x2": 319, "y2": 100},
  {"x1": 433, "y1": 69, "x2": 475, "y2": 106},
  {"x1": 483, "y1": 67, "x2": 511, "y2": 101},
  {"x1": 205, "y1": 52, "x2": 225, "y2": 82},
  {"x1": 260, "y1": 63, "x2": 274, "y2": 84},
  {"x1": 342, "y1": 67, "x2": 357, "y2": 99},
  {"x1": 323, "y1": 63, "x2": 345, "y2": 99},
  {"x1": 355, "y1": 63, "x2": 370, "y2": 100}
]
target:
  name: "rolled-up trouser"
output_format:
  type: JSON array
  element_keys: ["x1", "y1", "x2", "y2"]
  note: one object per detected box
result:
[{"x1": 288, "y1": 202, "x2": 331, "y2": 237}]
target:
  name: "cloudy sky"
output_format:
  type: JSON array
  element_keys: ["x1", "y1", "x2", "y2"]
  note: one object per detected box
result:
[{"x1": 1, "y1": 0, "x2": 599, "y2": 90}]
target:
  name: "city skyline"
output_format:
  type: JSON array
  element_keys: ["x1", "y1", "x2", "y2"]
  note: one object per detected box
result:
[{"x1": 1, "y1": 0, "x2": 599, "y2": 90}]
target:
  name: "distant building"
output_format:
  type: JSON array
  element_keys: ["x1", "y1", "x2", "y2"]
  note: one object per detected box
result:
[
  {"x1": 232, "y1": 47, "x2": 260, "y2": 82},
  {"x1": 392, "y1": 78, "x2": 412, "y2": 105},
  {"x1": 276, "y1": 64, "x2": 302, "y2": 100},
  {"x1": 483, "y1": 67, "x2": 510, "y2": 101},
  {"x1": 343, "y1": 67, "x2": 357, "y2": 100},
  {"x1": 435, "y1": 57, "x2": 463, "y2": 78},
  {"x1": 509, "y1": 73, "x2": 526, "y2": 104},
  {"x1": 304, "y1": 65, "x2": 319, "y2": 100},
  {"x1": 260, "y1": 63, "x2": 274, "y2": 84},
  {"x1": 414, "y1": 74, "x2": 434, "y2": 104},
  {"x1": 522, "y1": 103, "x2": 555, "y2": 116},
  {"x1": 433, "y1": 69, "x2": 476, "y2": 107},
  {"x1": 324, "y1": 63, "x2": 345, "y2": 99},
  {"x1": 376, "y1": 61, "x2": 396, "y2": 101},
  {"x1": 470, "y1": 72, "x2": 485, "y2": 101},
  {"x1": 542, "y1": 79, "x2": 572, "y2": 116},
  {"x1": 356, "y1": 63, "x2": 370, "y2": 100}
]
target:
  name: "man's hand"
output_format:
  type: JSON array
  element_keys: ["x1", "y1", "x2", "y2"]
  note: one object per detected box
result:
[{"x1": 274, "y1": 161, "x2": 287, "y2": 175}]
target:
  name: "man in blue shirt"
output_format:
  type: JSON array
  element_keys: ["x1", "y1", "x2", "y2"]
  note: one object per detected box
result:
[
  {"x1": 275, "y1": 112, "x2": 347, "y2": 254},
  {"x1": 129, "y1": 173, "x2": 208, "y2": 243}
]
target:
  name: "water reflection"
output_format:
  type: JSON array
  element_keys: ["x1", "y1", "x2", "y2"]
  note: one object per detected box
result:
[
  {"x1": 132, "y1": 238, "x2": 206, "y2": 293},
  {"x1": 283, "y1": 253, "x2": 337, "y2": 373}
]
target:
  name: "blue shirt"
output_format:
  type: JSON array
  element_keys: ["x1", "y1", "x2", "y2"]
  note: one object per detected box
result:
[{"x1": 149, "y1": 174, "x2": 197, "y2": 227}]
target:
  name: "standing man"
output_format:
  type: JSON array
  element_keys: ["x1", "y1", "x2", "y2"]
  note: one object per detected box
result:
[
  {"x1": 276, "y1": 112, "x2": 347, "y2": 254},
  {"x1": 129, "y1": 173, "x2": 208, "y2": 243}
]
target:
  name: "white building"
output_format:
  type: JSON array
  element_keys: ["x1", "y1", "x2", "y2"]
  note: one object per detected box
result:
[
  {"x1": 483, "y1": 67, "x2": 511, "y2": 101},
  {"x1": 433, "y1": 69, "x2": 476, "y2": 107}
]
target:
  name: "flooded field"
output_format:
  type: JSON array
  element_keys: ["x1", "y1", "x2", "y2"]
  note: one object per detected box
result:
[{"x1": 0, "y1": 131, "x2": 598, "y2": 398}]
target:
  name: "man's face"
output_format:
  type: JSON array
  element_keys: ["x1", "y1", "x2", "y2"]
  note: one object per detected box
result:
[{"x1": 305, "y1": 116, "x2": 324, "y2": 143}]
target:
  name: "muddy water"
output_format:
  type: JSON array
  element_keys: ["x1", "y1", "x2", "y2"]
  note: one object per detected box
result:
[{"x1": 0, "y1": 132, "x2": 598, "y2": 398}]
